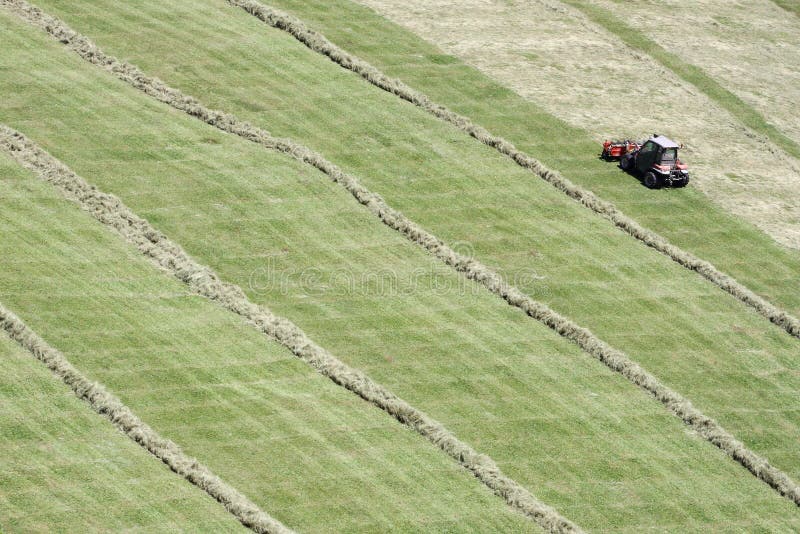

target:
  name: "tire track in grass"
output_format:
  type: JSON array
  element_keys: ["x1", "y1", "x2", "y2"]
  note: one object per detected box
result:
[
  {"x1": 224, "y1": 0, "x2": 800, "y2": 342},
  {"x1": 0, "y1": 302, "x2": 292, "y2": 534},
  {"x1": 0, "y1": 126, "x2": 580, "y2": 533},
  {"x1": 4, "y1": 0, "x2": 799, "y2": 508}
]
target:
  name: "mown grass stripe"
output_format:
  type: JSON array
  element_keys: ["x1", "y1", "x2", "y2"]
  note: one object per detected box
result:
[
  {"x1": 772, "y1": 0, "x2": 800, "y2": 17},
  {"x1": 0, "y1": 301, "x2": 292, "y2": 534},
  {"x1": 225, "y1": 0, "x2": 800, "y2": 342},
  {"x1": 6, "y1": 0, "x2": 799, "y2": 508},
  {"x1": 0, "y1": 125, "x2": 579, "y2": 533},
  {"x1": 562, "y1": 0, "x2": 800, "y2": 162}
]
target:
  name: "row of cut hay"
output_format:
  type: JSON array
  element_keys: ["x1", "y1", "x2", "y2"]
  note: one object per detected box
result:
[
  {"x1": 0, "y1": 125, "x2": 579, "y2": 533},
  {"x1": 0, "y1": 300, "x2": 291, "y2": 534},
  {"x1": 5, "y1": 0, "x2": 798, "y2": 507},
  {"x1": 225, "y1": 0, "x2": 800, "y2": 341}
]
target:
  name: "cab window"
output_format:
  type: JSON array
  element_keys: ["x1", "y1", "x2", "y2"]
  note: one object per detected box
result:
[
  {"x1": 660, "y1": 148, "x2": 677, "y2": 164},
  {"x1": 639, "y1": 141, "x2": 657, "y2": 155}
]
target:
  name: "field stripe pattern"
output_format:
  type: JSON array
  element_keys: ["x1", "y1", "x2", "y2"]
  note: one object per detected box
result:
[
  {"x1": 0, "y1": 125, "x2": 579, "y2": 533},
  {"x1": 3, "y1": 1, "x2": 800, "y2": 509},
  {"x1": 562, "y1": 0, "x2": 800, "y2": 162},
  {"x1": 0, "y1": 301, "x2": 292, "y2": 534},
  {"x1": 773, "y1": 0, "x2": 800, "y2": 17},
  {"x1": 225, "y1": 0, "x2": 800, "y2": 341}
]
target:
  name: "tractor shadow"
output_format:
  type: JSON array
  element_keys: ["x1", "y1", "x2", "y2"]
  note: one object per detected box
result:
[
  {"x1": 618, "y1": 166, "x2": 651, "y2": 189},
  {"x1": 598, "y1": 155, "x2": 651, "y2": 189}
]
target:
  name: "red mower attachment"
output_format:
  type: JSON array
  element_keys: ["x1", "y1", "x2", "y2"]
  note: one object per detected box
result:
[{"x1": 601, "y1": 139, "x2": 640, "y2": 160}]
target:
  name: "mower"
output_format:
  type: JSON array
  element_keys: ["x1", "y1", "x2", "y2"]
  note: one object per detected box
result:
[
  {"x1": 601, "y1": 139, "x2": 639, "y2": 160},
  {"x1": 602, "y1": 134, "x2": 690, "y2": 189}
]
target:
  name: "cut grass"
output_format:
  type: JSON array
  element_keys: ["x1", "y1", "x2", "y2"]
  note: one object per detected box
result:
[
  {"x1": 350, "y1": 0, "x2": 800, "y2": 251},
  {"x1": 0, "y1": 301, "x2": 292, "y2": 534},
  {"x1": 7, "y1": 2, "x2": 797, "y2": 507},
  {"x1": 264, "y1": 0, "x2": 800, "y2": 316},
  {"x1": 0, "y1": 152, "x2": 539, "y2": 532},
  {"x1": 582, "y1": 0, "x2": 800, "y2": 149},
  {"x1": 773, "y1": 0, "x2": 800, "y2": 17},
  {"x1": 3, "y1": 8, "x2": 800, "y2": 530},
  {"x1": 561, "y1": 0, "x2": 800, "y2": 162},
  {"x1": 16, "y1": 0, "x2": 800, "y2": 488},
  {"x1": 225, "y1": 1, "x2": 800, "y2": 341},
  {"x1": 0, "y1": 124, "x2": 578, "y2": 533},
  {"x1": 0, "y1": 334, "x2": 246, "y2": 534}
]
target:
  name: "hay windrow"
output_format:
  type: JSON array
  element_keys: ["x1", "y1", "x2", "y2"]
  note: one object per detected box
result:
[
  {"x1": 225, "y1": 0, "x2": 800, "y2": 341},
  {"x1": 0, "y1": 301, "x2": 292, "y2": 534},
  {"x1": 0, "y1": 126, "x2": 580, "y2": 533},
  {"x1": 4, "y1": 0, "x2": 799, "y2": 507}
]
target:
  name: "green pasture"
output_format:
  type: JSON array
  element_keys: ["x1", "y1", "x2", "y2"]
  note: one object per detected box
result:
[
  {"x1": 0, "y1": 150, "x2": 538, "y2": 532},
  {"x1": 0, "y1": 317, "x2": 244, "y2": 533},
  {"x1": 1, "y1": 8, "x2": 799, "y2": 531},
  {"x1": 17, "y1": 0, "x2": 800, "y2": 481},
  {"x1": 268, "y1": 0, "x2": 800, "y2": 317}
]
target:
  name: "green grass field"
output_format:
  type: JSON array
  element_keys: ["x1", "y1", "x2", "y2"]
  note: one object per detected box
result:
[
  {"x1": 0, "y1": 149, "x2": 540, "y2": 531},
  {"x1": 358, "y1": 0, "x2": 799, "y2": 253},
  {"x1": 262, "y1": 0, "x2": 800, "y2": 317},
  {"x1": 4, "y1": 3, "x2": 791, "y2": 530},
  {"x1": 0, "y1": 332, "x2": 244, "y2": 533},
  {"x1": 2, "y1": 0, "x2": 800, "y2": 531},
  {"x1": 19, "y1": 0, "x2": 800, "y2": 472}
]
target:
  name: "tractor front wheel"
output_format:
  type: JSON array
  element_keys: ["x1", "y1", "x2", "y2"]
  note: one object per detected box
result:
[
  {"x1": 644, "y1": 172, "x2": 660, "y2": 189},
  {"x1": 675, "y1": 175, "x2": 690, "y2": 188},
  {"x1": 620, "y1": 156, "x2": 631, "y2": 171}
]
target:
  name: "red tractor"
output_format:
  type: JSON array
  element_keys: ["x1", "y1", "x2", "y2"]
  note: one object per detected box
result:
[{"x1": 602, "y1": 135, "x2": 690, "y2": 189}]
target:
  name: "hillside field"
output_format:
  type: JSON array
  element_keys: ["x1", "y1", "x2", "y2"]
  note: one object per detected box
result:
[{"x1": 1, "y1": 0, "x2": 799, "y2": 532}]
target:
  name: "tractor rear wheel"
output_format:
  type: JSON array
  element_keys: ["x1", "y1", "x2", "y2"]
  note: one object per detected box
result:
[{"x1": 644, "y1": 172, "x2": 660, "y2": 189}]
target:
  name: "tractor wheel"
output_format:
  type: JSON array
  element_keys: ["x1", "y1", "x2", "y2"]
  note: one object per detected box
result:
[
  {"x1": 675, "y1": 175, "x2": 690, "y2": 188},
  {"x1": 644, "y1": 172, "x2": 660, "y2": 189},
  {"x1": 620, "y1": 156, "x2": 631, "y2": 171}
]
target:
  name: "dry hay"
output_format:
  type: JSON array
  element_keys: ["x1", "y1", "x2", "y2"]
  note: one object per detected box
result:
[
  {"x1": 588, "y1": 0, "x2": 800, "y2": 149},
  {"x1": 0, "y1": 301, "x2": 291, "y2": 534},
  {"x1": 4, "y1": 0, "x2": 800, "y2": 510},
  {"x1": 354, "y1": 0, "x2": 800, "y2": 251}
]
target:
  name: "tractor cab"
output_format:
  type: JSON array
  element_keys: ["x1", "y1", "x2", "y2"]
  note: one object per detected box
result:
[
  {"x1": 634, "y1": 136, "x2": 677, "y2": 173},
  {"x1": 620, "y1": 134, "x2": 689, "y2": 188}
]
